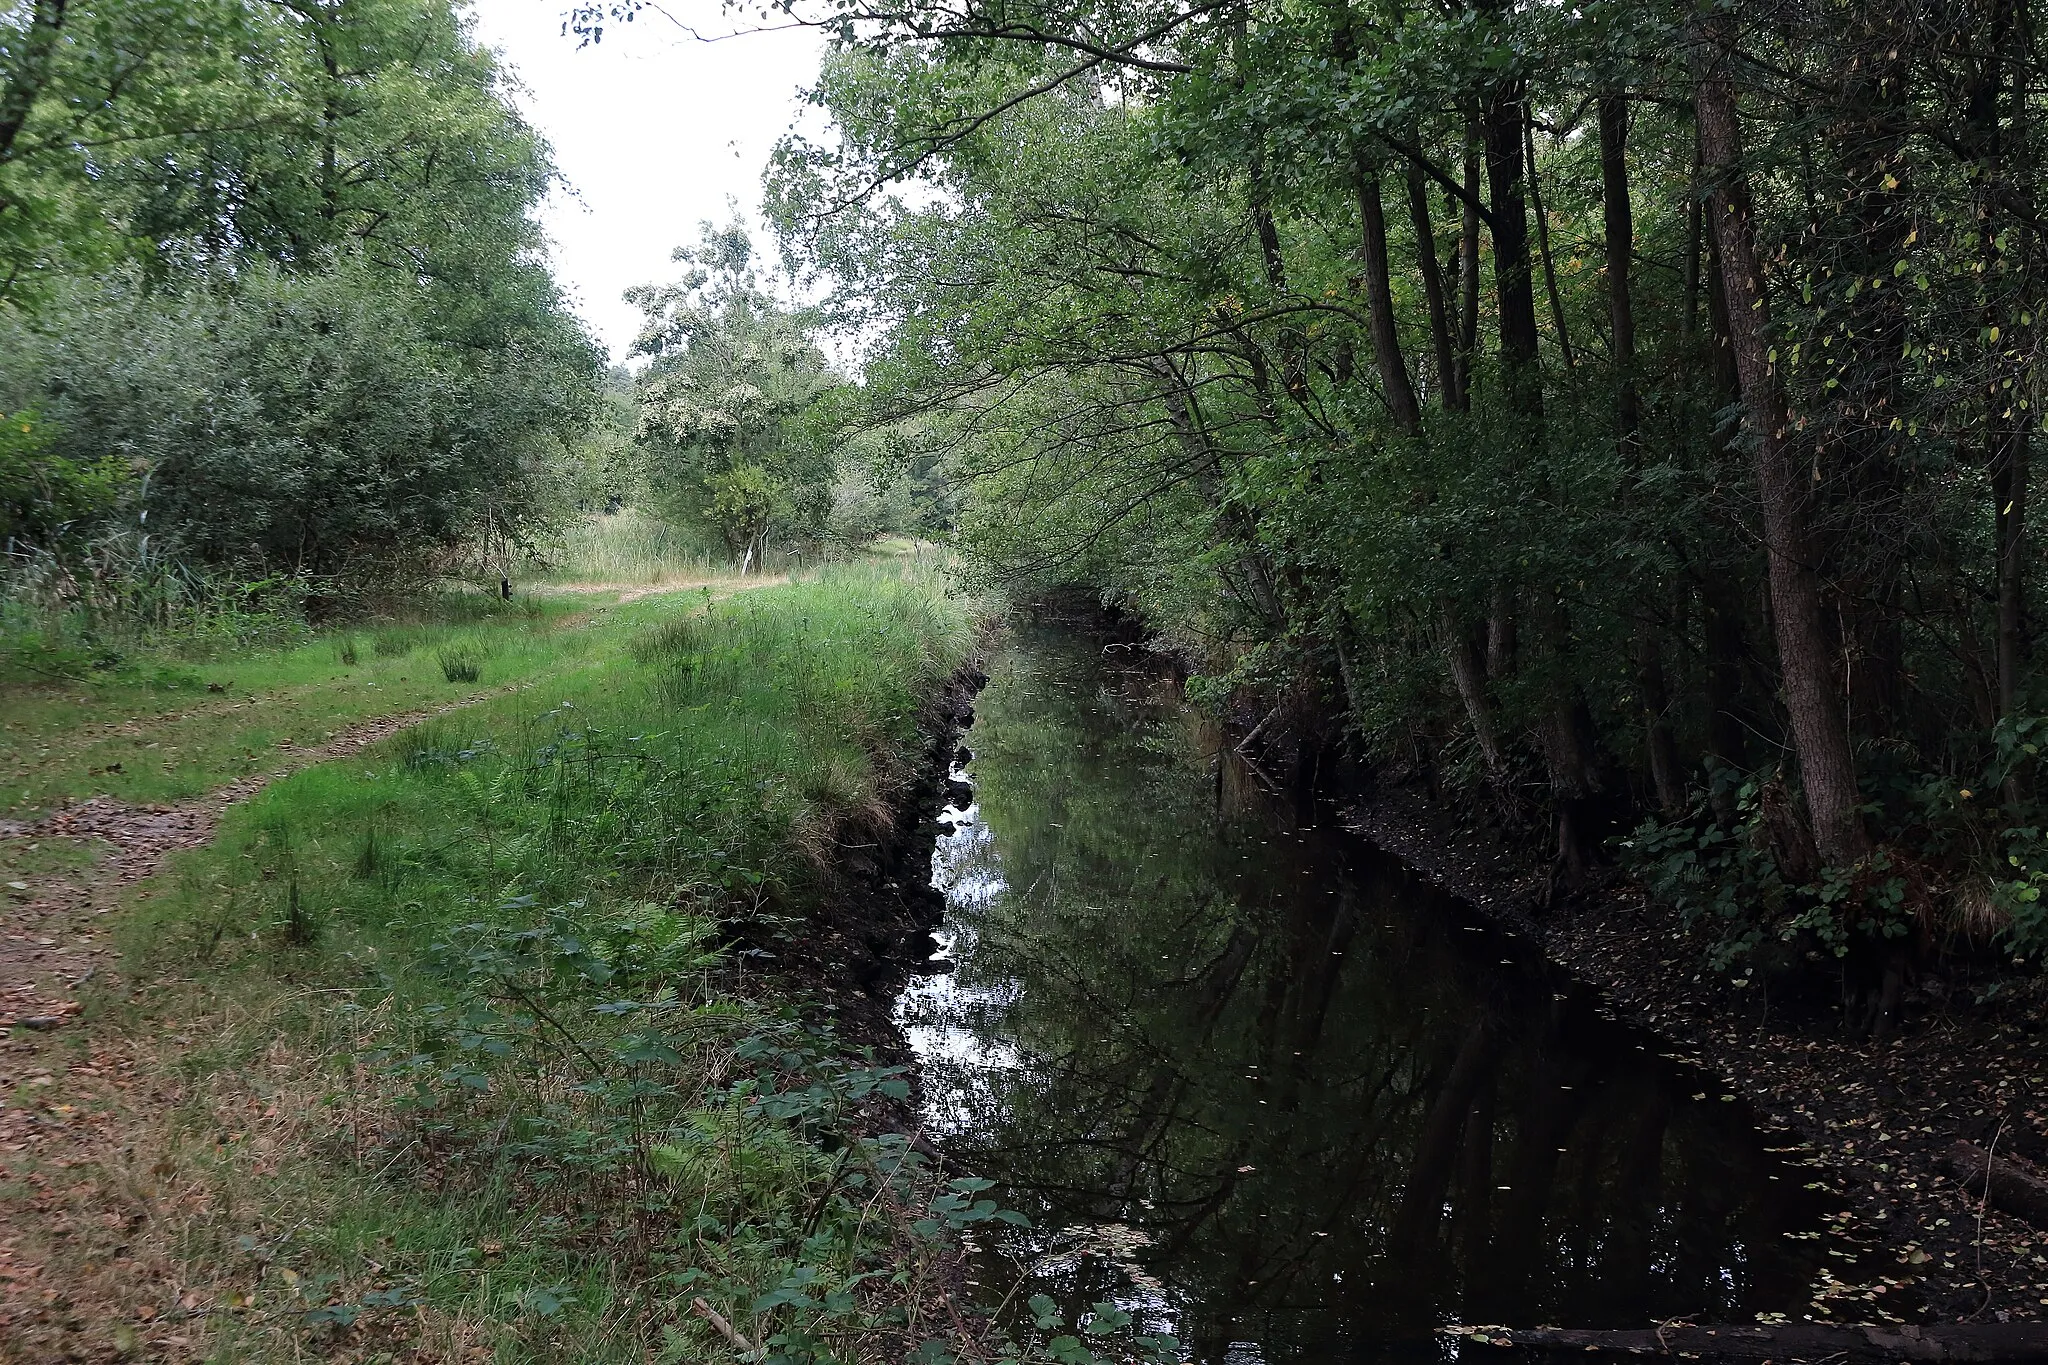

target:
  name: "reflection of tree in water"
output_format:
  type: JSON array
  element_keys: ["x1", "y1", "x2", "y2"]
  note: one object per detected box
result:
[{"x1": 906, "y1": 629, "x2": 1828, "y2": 1363}]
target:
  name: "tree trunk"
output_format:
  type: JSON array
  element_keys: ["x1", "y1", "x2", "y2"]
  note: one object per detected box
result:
[
  {"x1": 1456, "y1": 124, "x2": 1483, "y2": 409},
  {"x1": 1695, "y1": 18, "x2": 1870, "y2": 866},
  {"x1": 1443, "y1": 602, "x2": 1509, "y2": 785},
  {"x1": 1407, "y1": 162, "x2": 1460, "y2": 411},
  {"x1": 1599, "y1": 93, "x2": 1640, "y2": 441},
  {"x1": 1701, "y1": 574, "x2": 1750, "y2": 775},
  {"x1": 1994, "y1": 382, "x2": 2030, "y2": 721},
  {"x1": 1945, "y1": 1139, "x2": 2048, "y2": 1230},
  {"x1": 1482, "y1": 64, "x2": 1603, "y2": 871},
  {"x1": 0, "y1": 0, "x2": 70, "y2": 172},
  {"x1": 1602, "y1": 91, "x2": 1681, "y2": 810},
  {"x1": 1635, "y1": 625, "x2": 1686, "y2": 813},
  {"x1": 1824, "y1": 4, "x2": 1915, "y2": 746},
  {"x1": 1680, "y1": 147, "x2": 1703, "y2": 354},
  {"x1": 1355, "y1": 155, "x2": 1422, "y2": 433},
  {"x1": 1482, "y1": 77, "x2": 1544, "y2": 401},
  {"x1": 1524, "y1": 111, "x2": 1575, "y2": 370},
  {"x1": 1972, "y1": 0, "x2": 2028, "y2": 720},
  {"x1": 1353, "y1": 148, "x2": 1507, "y2": 781},
  {"x1": 1488, "y1": 584, "x2": 1518, "y2": 679}
]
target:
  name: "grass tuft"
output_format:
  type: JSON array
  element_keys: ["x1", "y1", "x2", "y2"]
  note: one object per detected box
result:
[{"x1": 434, "y1": 644, "x2": 481, "y2": 683}]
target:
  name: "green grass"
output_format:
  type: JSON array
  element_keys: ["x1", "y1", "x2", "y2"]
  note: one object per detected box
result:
[
  {"x1": 141, "y1": 564, "x2": 972, "y2": 953},
  {"x1": 0, "y1": 591, "x2": 639, "y2": 816},
  {"x1": 105, "y1": 561, "x2": 988, "y2": 1361}
]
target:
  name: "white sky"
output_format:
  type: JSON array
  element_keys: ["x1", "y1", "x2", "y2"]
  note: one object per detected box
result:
[{"x1": 464, "y1": 0, "x2": 825, "y2": 363}]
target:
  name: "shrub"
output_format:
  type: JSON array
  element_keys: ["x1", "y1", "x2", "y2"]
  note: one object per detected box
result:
[
  {"x1": 0, "y1": 268, "x2": 600, "y2": 586},
  {"x1": 0, "y1": 410, "x2": 130, "y2": 548}
]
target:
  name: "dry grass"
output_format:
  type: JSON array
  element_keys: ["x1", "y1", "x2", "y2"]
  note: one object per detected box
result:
[
  {"x1": 526, "y1": 511, "x2": 717, "y2": 588},
  {"x1": 1, "y1": 995, "x2": 415, "y2": 1362}
]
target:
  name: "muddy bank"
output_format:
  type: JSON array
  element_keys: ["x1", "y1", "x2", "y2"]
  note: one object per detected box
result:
[
  {"x1": 758, "y1": 658, "x2": 987, "y2": 1058},
  {"x1": 1348, "y1": 777, "x2": 2048, "y2": 1328}
]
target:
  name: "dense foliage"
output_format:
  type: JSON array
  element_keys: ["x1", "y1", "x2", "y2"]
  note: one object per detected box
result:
[
  {"x1": 0, "y1": 0, "x2": 601, "y2": 594},
  {"x1": 624, "y1": 219, "x2": 956, "y2": 569},
  {"x1": 569, "y1": 0, "x2": 2048, "y2": 988}
]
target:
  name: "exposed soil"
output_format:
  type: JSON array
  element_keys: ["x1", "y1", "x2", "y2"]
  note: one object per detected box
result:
[{"x1": 1347, "y1": 779, "x2": 2048, "y2": 1333}]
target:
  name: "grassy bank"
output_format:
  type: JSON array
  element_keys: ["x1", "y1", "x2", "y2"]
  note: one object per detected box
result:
[
  {"x1": 5, "y1": 559, "x2": 1190, "y2": 1365},
  {"x1": 141, "y1": 563, "x2": 977, "y2": 1357},
  {"x1": 7, "y1": 564, "x2": 1003, "y2": 1359}
]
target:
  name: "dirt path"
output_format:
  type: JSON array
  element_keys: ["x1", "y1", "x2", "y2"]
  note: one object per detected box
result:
[
  {"x1": 0, "y1": 688, "x2": 528, "y2": 1360},
  {"x1": 0, "y1": 576, "x2": 798, "y2": 1017},
  {"x1": 0, "y1": 689, "x2": 523, "y2": 1025},
  {"x1": 0, "y1": 582, "x2": 806, "y2": 1359}
]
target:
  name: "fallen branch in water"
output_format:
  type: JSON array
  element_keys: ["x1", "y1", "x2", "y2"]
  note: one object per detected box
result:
[{"x1": 1445, "y1": 1322, "x2": 2048, "y2": 1362}]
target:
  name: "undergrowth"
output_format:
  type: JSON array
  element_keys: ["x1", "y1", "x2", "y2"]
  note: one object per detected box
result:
[{"x1": 1620, "y1": 718, "x2": 2048, "y2": 992}]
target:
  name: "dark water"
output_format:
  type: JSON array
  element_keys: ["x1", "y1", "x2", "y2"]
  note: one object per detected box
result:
[{"x1": 898, "y1": 626, "x2": 1833, "y2": 1363}]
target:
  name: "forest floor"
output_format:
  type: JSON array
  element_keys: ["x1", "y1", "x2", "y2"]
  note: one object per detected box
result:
[
  {"x1": 0, "y1": 567, "x2": 975, "y2": 1363},
  {"x1": 1350, "y1": 784, "x2": 2048, "y2": 1330}
]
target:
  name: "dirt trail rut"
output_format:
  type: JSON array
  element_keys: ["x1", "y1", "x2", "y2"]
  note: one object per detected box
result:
[{"x1": 0, "y1": 690, "x2": 520, "y2": 1030}]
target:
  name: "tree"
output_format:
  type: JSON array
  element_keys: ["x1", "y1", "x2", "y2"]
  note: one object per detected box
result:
[
  {"x1": 0, "y1": 0, "x2": 602, "y2": 583},
  {"x1": 631, "y1": 220, "x2": 840, "y2": 569},
  {"x1": 645, "y1": 0, "x2": 2048, "y2": 974}
]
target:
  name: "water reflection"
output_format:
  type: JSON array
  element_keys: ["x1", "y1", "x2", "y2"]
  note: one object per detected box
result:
[{"x1": 898, "y1": 628, "x2": 1830, "y2": 1363}]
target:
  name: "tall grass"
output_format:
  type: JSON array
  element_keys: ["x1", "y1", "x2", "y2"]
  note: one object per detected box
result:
[
  {"x1": 0, "y1": 537, "x2": 313, "y2": 679},
  {"x1": 128, "y1": 565, "x2": 991, "y2": 1361},
  {"x1": 529, "y1": 508, "x2": 720, "y2": 584}
]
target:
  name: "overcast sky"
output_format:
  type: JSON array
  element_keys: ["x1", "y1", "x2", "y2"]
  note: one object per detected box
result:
[{"x1": 465, "y1": 0, "x2": 824, "y2": 363}]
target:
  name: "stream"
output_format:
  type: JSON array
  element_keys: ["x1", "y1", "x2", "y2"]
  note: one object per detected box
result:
[{"x1": 897, "y1": 624, "x2": 1838, "y2": 1364}]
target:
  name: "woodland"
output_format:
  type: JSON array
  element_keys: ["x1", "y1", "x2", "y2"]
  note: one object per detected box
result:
[
  {"x1": 0, "y1": 0, "x2": 940, "y2": 638},
  {"x1": 9, "y1": 0, "x2": 2044, "y2": 996},
  {"x1": 683, "y1": 0, "x2": 2048, "y2": 993}
]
